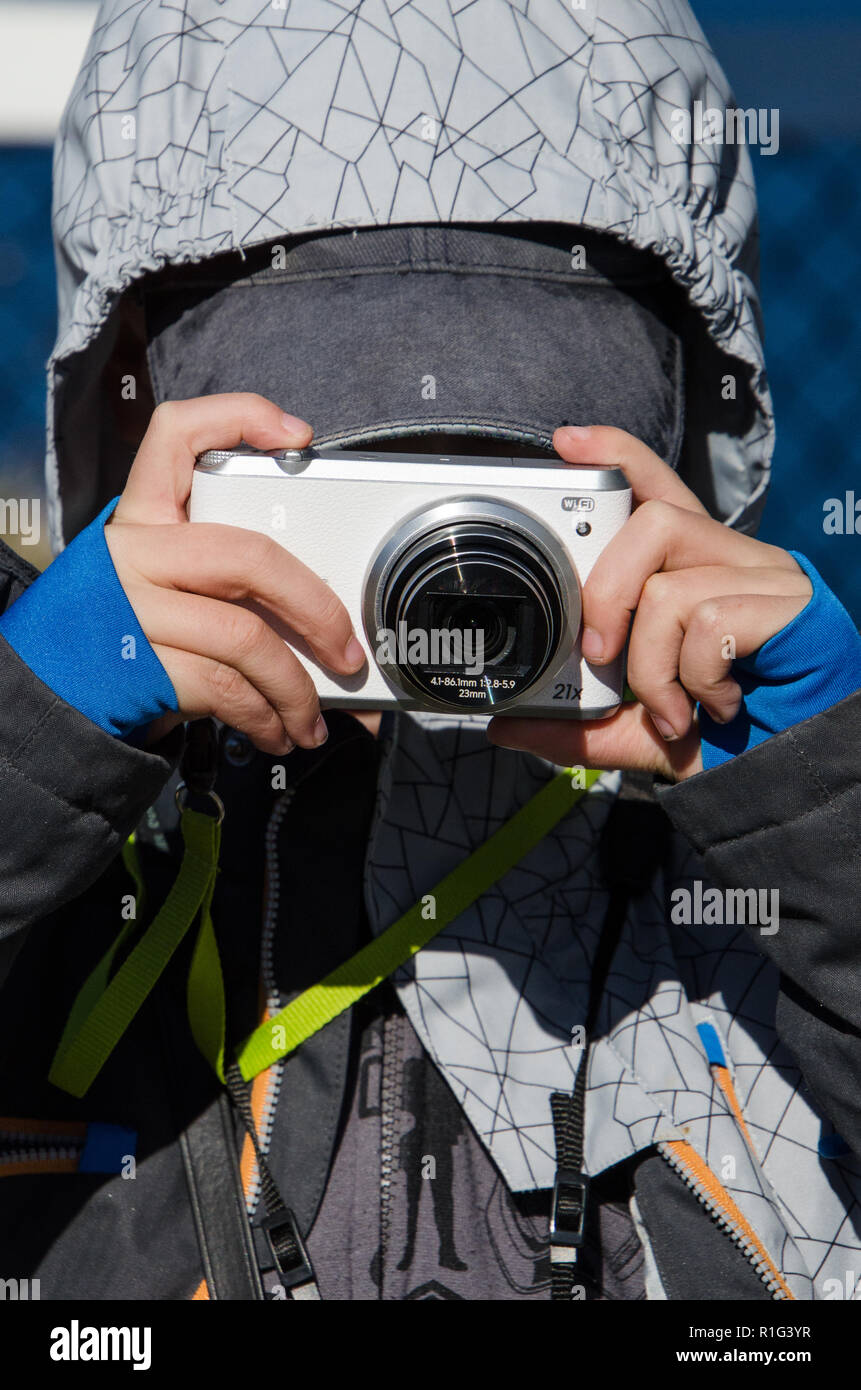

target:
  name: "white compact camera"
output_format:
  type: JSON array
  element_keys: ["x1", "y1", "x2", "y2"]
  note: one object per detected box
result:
[{"x1": 188, "y1": 447, "x2": 632, "y2": 719}]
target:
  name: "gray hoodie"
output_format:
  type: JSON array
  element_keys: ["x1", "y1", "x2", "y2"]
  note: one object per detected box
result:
[
  {"x1": 36, "y1": 0, "x2": 860, "y2": 1301},
  {"x1": 50, "y1": 0, "x2": 770, "y2": 549}
]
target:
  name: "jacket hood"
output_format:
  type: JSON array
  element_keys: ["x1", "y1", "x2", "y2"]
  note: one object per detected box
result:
[{"x1": 49, "y1": 0, "x2": 772, "y2": 550}]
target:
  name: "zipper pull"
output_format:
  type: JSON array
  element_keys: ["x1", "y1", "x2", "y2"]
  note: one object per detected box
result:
[
  {"x1": 259, "y1": 1207, "x2": 321, "y2": 1301},
  {"x1": 549, "y1": 1087, "x2": 590, "y2": 1300}
]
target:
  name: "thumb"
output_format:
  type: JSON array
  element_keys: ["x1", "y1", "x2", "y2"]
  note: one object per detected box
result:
[
  {"x1": 553, "y1": 425, "x2": 707, "y2": 516},
  {"x1": 115, "y1": 393, "x2": 312, "y2": 525},
  {"x1": 487, "y1": 704, "x2": 703, "y2": 781}
]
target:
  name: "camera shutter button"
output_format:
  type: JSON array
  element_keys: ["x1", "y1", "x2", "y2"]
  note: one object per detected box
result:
[{"x1": 278, "y1": 449, "x2": 313, "y2": 475}]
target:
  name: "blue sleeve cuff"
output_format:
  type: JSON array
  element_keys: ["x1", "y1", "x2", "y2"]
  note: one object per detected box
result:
[
  {"x1": 0, "y1": 497, "x2": 178, "y2": 738},
  {"x1": 700, "y1": 552, "x2": 861, "y2": 770}
]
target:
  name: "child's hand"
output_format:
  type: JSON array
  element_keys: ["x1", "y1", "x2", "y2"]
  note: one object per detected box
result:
[
  {"x1": 488, "y1": 426, "x2": 813, "y2": 782},
  {"x1": 105, "y1": 393, "x2": 365, "y2": 754}
]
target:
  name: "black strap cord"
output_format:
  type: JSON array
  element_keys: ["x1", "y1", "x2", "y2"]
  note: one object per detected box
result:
[
  {"x1": 225, "y1": 1063, "x2": 321, "y2": 1300},
  {"x1": 550, "y1": 784, "x2": 671, "y2": 1300},
  {"x1": 549, "y1": 883, "x2": 628, "y2": 1299}
]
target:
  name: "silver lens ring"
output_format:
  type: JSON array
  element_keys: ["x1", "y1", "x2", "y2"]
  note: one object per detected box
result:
[{"x1": 362, "y1": 498, "x2": 581, "y2": 710}]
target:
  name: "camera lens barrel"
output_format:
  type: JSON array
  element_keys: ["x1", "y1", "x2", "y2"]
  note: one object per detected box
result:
[{"x1": 365, "y1": 500, "x2": 578, "y2": 712}]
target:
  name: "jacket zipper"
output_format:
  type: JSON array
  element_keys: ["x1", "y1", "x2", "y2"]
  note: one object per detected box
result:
[
  {"x1": 1, "y1": 1143, "x2": 80, "y2": 1161},
  {"x1": 366, "y1": 717, "x2": 400, "y2": 1281},
  {"x1": 261, "y1": 792, "x2": 294, "y2": 1016},
  {"x1": 0, "y1": 1121, "x2": 86, "y2": 1175},
  {"x1": 658, "y1": 1139, "x2": 794, "y2": 1300},
  {"x1": 257, "y1": 730, "x2": 397, "y2": 1288},
  {"x1": 242, "y1": 791, "x2": 293, "y2": 1218},
  {"x1": 379, "y1": 1009, "x2": 403, "y2": 1279}
]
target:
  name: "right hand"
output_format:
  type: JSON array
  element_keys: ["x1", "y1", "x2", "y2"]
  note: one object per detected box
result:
[
  {"x1": 104, "y1": 393, "x2": 366, "y2": 754},
  {"x1": 488, "y1": 426, "x2": 812, "y2": 781}
]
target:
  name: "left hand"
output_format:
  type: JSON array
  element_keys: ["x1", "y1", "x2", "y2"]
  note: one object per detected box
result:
[{"x1": 487, "y1": 426, "x2": 812, "y2": 782}]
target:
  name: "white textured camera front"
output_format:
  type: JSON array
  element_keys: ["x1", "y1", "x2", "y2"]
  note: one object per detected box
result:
[{"x1": 189, "y1": 447, "x2": 632, "y2": 719}]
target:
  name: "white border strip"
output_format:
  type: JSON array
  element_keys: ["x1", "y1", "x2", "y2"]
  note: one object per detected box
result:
[{"x1": 0, "y1": 3, "x2": 98, "y2": 143}]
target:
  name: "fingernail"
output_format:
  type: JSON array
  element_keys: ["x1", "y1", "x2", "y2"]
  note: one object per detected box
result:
[
  {"x1": 706, "y1": 707, "x2": 738, "y2": 726},
  {"x1": 345, "y1": 635, "x2": 365, "y2": 670},
  {"x1": 651, "y1": 715, "x2": 679, "y2": 741},
  {"x1": 312, "y1": 715, "x2": 328, "y2": 746},
  {"x1": 562, "y1": 425, "x2": 592, "y2": 439},
  {"x1": 582, "y1": 626, "x2": 604, "y2": 662}
]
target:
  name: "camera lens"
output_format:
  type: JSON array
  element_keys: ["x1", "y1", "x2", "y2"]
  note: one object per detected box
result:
[
  {"x1": 431, "y1": 596, "x2": 511, "y2": 664},
  {"x1": 370, "y1": 512, "x2": 567, "y2": 711}
]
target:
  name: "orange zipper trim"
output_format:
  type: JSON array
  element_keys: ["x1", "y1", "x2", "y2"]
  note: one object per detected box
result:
[
  {"x1": 0, "y1": 1117, "x2": 87, "y2": 1139},
  {"x1": 711, "y1": 1064, "x2": 756, "y2": 1153},
  {"x1": 193, "y1": 795, "x2": 299, "y2": 1301},
  {"x1": 191, "y1": 980, "x2": 276, "y2": 1302},
  {"x1": 661, "y1": 1139, "x2": 794, "y2": 1300},
  {"x1": 0, "y1": 1117, "x2": 88, "y2": 1178},
  {"x1": 238, "y1": 976, "x2": 279, "y2": 1201}
]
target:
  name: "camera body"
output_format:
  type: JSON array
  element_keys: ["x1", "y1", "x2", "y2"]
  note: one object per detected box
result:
[{"x1": 189, "y1": 447, "x2": 632, "y2": 719}]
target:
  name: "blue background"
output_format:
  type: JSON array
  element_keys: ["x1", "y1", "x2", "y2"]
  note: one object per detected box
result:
[{"x1": 0, "y1": 2, "x2": 858, "y2": 617}]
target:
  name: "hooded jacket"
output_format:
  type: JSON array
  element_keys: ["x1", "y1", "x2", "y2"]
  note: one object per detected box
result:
[
  {"x1": 1, "y1": 0, "x2": 860, "y2": 1302},
  {"x1": 50, "y1": 0, "x2": 770, "y2": 549}
]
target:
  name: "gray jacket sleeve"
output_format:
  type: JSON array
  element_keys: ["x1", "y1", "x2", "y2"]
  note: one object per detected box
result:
[
  {"x1": 0, "y1": 539, "x2": 180, "y2": 940},
  {"x1": 659, "y1": 691, "x2": 861, "y2": 1156}
]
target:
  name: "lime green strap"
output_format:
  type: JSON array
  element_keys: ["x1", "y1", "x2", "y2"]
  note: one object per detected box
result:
[
  {"x1": 50, "y1": 811, "x2": 221, "y2": 1099},
  {"x1": 234, "y1": 766, "x2": 602, "y2": 1082},
  {"x1": 51, "y1": 834, "x2": 145, "y2": 1069},
  {"x1": 51, "y1": 764, "x2": 601, "y2": 1098},
  {"x1": 187, "y1": 866, "x2": 227, "y2": 1083}
]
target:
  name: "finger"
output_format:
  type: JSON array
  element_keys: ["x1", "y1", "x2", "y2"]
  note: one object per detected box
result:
[
  {"x1": 487, "y1": 704, "x2": 702, "y2": 781},
  {"x1": 115, "y1": 393, "x2": 313, "y2": 526},
  {"x1": 628, "y1": 565, "x2": 812, "y2": 738},
  {"x1": 552, "y1": 425, "x2": 708, "y2": 516},
  {"x1": 106, "y1": 521, "x2": 364, "y2": 676},
  {"x1": 150, "y1": 644, "x2": 294, "y2": 757},
  {"x1": 578, "y1": 500, "x2": 797, "y2": 664},
  {"x1": 679, "y1": 592, "x2": 812, "y2": 723},
  {"x1": 130, "y1": 586, "x2": 328, "y2": 749}
]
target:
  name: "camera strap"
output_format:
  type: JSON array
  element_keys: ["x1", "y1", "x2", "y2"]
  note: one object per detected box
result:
[
  {"x1": 49, "y1": 802, "x2": 223, "y2": 1098},
  {"x1": 49, "y1": 745, "x2": 602, "y2": 1100},
  {"x1": 549, "y1": 874, "x2": 631, "y2": 1299},
  {"x1": 228, "y1": 763, "x2": 604, "y2": 1083}
]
